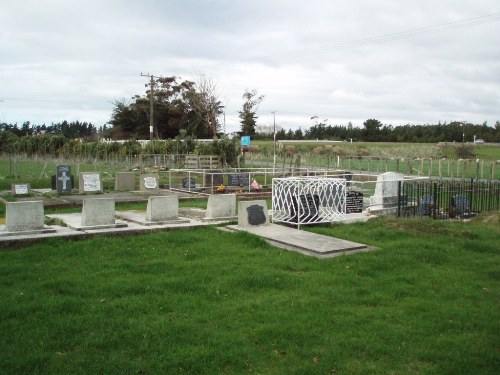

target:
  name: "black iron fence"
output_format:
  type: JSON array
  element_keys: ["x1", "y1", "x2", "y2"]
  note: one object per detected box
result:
[{"x1": 397, "y1": 179, "x2": 500, "y2": 220}]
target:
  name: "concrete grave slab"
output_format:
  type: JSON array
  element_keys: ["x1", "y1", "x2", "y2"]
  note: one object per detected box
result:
[
  {"x1": 225, "y1": 223, "x2": 375, "y2": 259},
  {"x1": 205, "y1": 194, "x2": 236, "y2": 220}
]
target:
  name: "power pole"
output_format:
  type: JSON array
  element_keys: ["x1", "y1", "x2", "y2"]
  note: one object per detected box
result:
[
  {"x1": 140, "y1": 73, "x2": 161, "y2": 141},
  {"x1": 271, "y1": 111, "x2": 277, "y2": 170}
]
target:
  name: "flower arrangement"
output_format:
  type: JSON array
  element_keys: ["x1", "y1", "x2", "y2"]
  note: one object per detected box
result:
[{"x1": 216, "y1": 184, "x2": 226, "y2": 193}]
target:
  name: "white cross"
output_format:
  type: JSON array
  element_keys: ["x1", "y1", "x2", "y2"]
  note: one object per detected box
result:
[{"x1": 58, "y1": 171, "x2": 71, "y2": 190}]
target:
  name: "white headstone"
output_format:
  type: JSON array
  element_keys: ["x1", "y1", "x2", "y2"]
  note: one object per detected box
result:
[
  {"x1": 79, "y1": 173, "x2": 103, "y2": 193},
  {"x1": 370, "y1": 172, "x2": 404, "y2": 207},
  {"x1": 12, "y1": 183, "x2": 30, "y2": 195},
  {"x1": 140, "y1": 174, "x2": 160, "y2": 191}
]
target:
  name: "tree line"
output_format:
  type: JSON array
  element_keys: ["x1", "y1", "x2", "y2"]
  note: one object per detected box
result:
[{"x1": 256, "y1": 119, "x2": 500, "y2": 143}]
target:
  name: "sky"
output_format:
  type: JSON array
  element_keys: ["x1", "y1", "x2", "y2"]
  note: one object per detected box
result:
[{"x1": 1, "y1": 0, "x2": 499, "y2": 134}]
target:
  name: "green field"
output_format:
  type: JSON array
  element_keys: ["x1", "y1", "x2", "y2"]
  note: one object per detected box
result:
[{"x1": 0, "y1": 214, "x2": 498, "y2": 374}]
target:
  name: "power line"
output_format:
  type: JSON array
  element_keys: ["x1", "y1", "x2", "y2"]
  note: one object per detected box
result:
[{"x1": 220, "y1": 12, "x2": 500, "y2": 67}]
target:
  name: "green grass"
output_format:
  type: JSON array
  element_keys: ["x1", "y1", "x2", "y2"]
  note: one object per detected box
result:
[{"x1": 0, "y1": 213, "x2": 498, "y2": 374}]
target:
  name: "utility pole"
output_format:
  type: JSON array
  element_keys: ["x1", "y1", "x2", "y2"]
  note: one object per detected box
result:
[
  {"x1": 271, "y1": 111, "x2": 277, "y2": 170},
  {"x1": 140, "y1": 73, "x2": 160, "y2": 141}
]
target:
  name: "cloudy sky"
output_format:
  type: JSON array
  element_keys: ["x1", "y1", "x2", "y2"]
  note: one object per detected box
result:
[{"x1": 1, "y1": 0, "x2": 499, "y2": 133}]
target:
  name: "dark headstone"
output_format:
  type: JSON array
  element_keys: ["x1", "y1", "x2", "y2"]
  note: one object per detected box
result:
[
  {"x1": 291, "y1": 193, "x2": 319, "y2": 223},
  {"x1": 204, "y1": 170, "x2": 224, "y2": 186},
  {"x1": 182, "y1": 177, "x2": 196, "y2": 189},
  {"x1": 247, "y1": 204, "x2": 267, "y2": 225},
  {"x1": 346, "y1": 191, "x2": 363, "y2": 213},
  {"x1": 343, "y1": 171, "x2": 353, "y2": 181},
  {"x1": 419, "y1": 195, "x2": 434, "y2": 216},
  {"x1": 451, "y1": 195, "x2": 472, "y2": 216},
  {"x1": 227, "y1": 173, "x2": 250, "y2": 187},
  {"x1": 56, "y1": 165, "x2": 72, "y2": 193}
]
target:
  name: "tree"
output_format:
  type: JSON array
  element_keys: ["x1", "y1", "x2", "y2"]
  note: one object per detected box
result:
[
  {"x1": 239, "y1": 89, "x2": 264, "y2": 136},
  {"x1": 184, "y1": 76, "x2": 224, "y2": 138},
  {"x1": 362, "y1": 118, "x2": 382, "y2": 141}
]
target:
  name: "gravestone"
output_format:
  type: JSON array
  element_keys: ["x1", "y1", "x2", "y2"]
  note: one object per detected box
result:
[
  {"x1": 115, "y1": 172, "x2": 136, "y2": 191},
  {"x1": 56, "y1": 165, "x2": 73, "y2": 193},
  {"x1": 290, "y1": 193, "x2": 320, "y2": 223},
  {"x1": 419, "y1": 195, "x2": 434, "y2": 216},
  {"x1": 140, "y1": 174, "x2": 160, "y2": 192},
  {"x1": 79, "y1": 172, "x2": 103, "y2": 193},
  {"x1": 227, "y1": 173, "x2": 250, "y2": 187},
  {"x1": 5, "y1": 201, "x2": 45, "y2": 232},
  {"x1": 146, "y1": 196, "x2": 179, "y2": 222},
  {"x1": 204, "y1": 170, "x2": 223, "y2": 187},
  {"x1": 238, "y1": 200, "x2": 269, "y2": 227},
  {"x1": 370, "y1": 172, "x2": 404, "y2": 207},
  {"x1": 182, "y1": 177, "x2": 196, "y2": 189},
  {"x1": 81, "y1": 198, "x2": 115, "y2": 226},
  {"x1": 451, "y1": 195, "x2": 474, "y2": 217},
  {"x1": 205, "y1": 194, "x2": 236, "y2": 219},
  {"x1": 346, "y1": 191, "x2": 364, "y2": 213},
  {"x1": 11, "y1": 183, "x2": 30, "y2": 195}
]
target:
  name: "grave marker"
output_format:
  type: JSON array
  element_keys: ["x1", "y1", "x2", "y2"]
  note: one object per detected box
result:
[
  {"x1": 12, "y1": 183, "x2": 30, "y2": 195},
  {"x1": 81, "y1": 198, "x2": 115, "y2": 226},
  {"x1": 145, "y1": 196, "x2": 179, "y2": 222},
  {"x1": 5, "y1": 201, "x2": 45, "y2": 232},
  {"x1": 238, "y1": 200, "x2": 269, "y2": 227},
  {"x1": 290, "y1": 193, "x2": 320, "y2": 223},
  {"x1": 227, "y1": 173, "x2": 250, "y2": 187},
  {"x1": 56, "y1": 165, "x2": 73, "y2": 193},
  {"x1": 140, "y1": 174, "x2": 160, "y2": 191},
  {"x1": 370, "y1": 172, "x2": 404, "y2": 208},
  {"x1": 182, "y1": 177, "x2": 196, "y2": 189},
  {"x1": 115, "y1": 172, "x2": 136, "y2": 191},
  {"x1": 204, "y1": 170, "x2": 224, "y2": 187},
  {"x1": 205, "y1": 194, "x2": 236, "y2": 219},
  {"x1": 346, "y1": 191, "x2": 364, "y2": 213},
  {"x1": 79, "y1": 172, "x2": 103, "y2": 193}
]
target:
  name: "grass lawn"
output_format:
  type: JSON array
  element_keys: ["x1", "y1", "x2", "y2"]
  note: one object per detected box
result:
[{"x1": 0, "y1": 214, "x2": 499, "y2": 374}]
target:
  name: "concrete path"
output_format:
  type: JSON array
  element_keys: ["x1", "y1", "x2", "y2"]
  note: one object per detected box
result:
[{"x1": 225, "y1": 223, "x2": 376, "y2": 258}]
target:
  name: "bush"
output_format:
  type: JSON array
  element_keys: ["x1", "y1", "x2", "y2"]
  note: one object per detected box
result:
[{"x1": 454, "y1": 143, "x2": 475, "y2": 159}]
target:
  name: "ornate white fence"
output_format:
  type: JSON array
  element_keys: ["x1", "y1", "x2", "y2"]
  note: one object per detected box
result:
[{"x1": 272, "y1": 177, "x2": 346, "y2": 228}]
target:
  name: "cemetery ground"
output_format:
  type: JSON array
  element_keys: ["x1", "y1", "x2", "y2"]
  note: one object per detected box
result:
[{"x1": 0, "y1": 210, "x2": 498, "y2": 374}]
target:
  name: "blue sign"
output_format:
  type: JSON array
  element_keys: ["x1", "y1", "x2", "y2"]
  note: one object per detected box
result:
[{"x1": 241, "y1": 136, "x2": 251, "y2": 146}]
